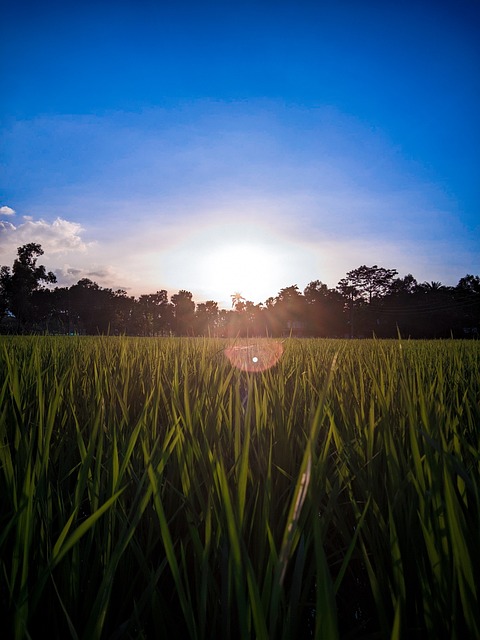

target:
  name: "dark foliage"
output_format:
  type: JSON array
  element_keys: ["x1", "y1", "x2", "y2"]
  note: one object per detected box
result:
[{"x1": 1, "y1": 247, "x2": 479, "y2": 338}]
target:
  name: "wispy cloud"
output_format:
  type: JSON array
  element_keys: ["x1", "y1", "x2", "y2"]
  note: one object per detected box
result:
[{"x1": 0, "y1": 206, "x2": 16, "y2": 216}]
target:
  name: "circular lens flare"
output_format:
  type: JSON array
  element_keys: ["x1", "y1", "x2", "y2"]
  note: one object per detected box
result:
[{"x1": 224, "y1": 340, "x2": 284, "y2": 372}]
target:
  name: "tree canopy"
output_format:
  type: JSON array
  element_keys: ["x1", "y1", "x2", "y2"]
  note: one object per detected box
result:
[
  {"x1": 0, "y1": 243, "x2": 56, "y2": 328},
  {"x1": 1, "y1": 245, "x2": 478, "y2": 338}
]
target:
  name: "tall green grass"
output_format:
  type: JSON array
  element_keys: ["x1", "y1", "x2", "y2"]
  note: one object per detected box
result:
[{"x1": 0, "y1": 336, "x2": 478, "y2": 638}]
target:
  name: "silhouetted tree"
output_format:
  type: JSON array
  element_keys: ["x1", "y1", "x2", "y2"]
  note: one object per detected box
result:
[
  {"x1": 243, "y1": 301, "x2": 267, "y2": 336},
  {"x1": 0, "y1": 243, "x2": 56, "y2": 329},
  {"x1": 269, "y1": 285, "x2": 306, "y2": 335},
  {"x1": 109, "y1": 289, "x2": 137, "y2": 335},
  {"x1": 337, "y1": 265, "x2": 398, "y2": 336},
  {"x1": 261, "y1": 296, "x2": 279, "y2": 336},
  {"x1": 419, "y1": 281, "x2": 445, "y2": 293},
  {"x1": 454, "y1": 275, "x2": 480, "y2": 337},
  {"x1": 379, "y1": 276, "x2": 467, "y2": 338},
  {"x1": 338, "y1": 265, "x2": 398, "y2": 304},
  {"x1": 1, "y1": 243, "x2": 478, "y2": 338},
  {"x1": 374, "y1": 274, "x2": 419, "y2": 337},
  {"x1": 134, "y1": 290, "x2": 172, "y2": 336},
  {"x1": 30, "y1": 286, "x2": 69, "y2": 333},
  {"x1": 226, "y1": 300, "x2": 266, "y2": 336},
  {"x1": 216, "y1": 308, "x2": 231, "y2": 337},
  {"x1": 412, "y1": 281, "x2": 458, "y2": 337},
  {"x1": 231, "y1": 292, "x2": 246, "y2": 310},
  {"x1": 195, "y1": 300, "x2": 219, "y2": 336},
  {"x1": 303, "y1": 280, "x2": 346, "y2": 336},
  {"x1": 456, "y1": 274, "x2": 480, "y2": 294},
  {"x1": 66, "y1": 278, "x2": 124, "y2": 334},
  {"x1": 171, "y1": 290, "x2": 195, "y2": 335},
  {"x1": 389, "y1": 274, "x2": 418, "y2": 295}
]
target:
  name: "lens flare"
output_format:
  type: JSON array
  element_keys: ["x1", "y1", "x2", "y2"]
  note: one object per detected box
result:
[{"x1": 224, "y1": 340, "x2": 284, "y2": 372}]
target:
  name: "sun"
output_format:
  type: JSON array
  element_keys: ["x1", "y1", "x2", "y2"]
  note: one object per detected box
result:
[
  {"x1": 199, "y1": 242, "x2": 282, "y2": 304},
  {"x1": 157, "y1": 216, "x2": 319, "y2": 306}
]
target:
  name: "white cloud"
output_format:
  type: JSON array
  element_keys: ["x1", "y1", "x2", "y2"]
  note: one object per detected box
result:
[
  {"x1": 0, "y1": 210, "x2": 139, "y2": 292},
  {"x1": 0, "y1": 206, "x2": 15, "y2": 216},
  {"x1": 0, "y1": 216, "x2": 89, "y2": 256},
  {"x1": 0, "y1": 215, "x2": 98, "y2": 286}
]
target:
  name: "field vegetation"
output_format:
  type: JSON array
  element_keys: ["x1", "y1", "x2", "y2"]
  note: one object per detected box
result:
[{"x1": 0, "y1": 336, "x2": 479, "y2": 639}]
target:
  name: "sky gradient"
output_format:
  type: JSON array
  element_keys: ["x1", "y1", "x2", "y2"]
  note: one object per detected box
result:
[{"x1": 1, "y1": 0, "x2": 479, "y2": 307}]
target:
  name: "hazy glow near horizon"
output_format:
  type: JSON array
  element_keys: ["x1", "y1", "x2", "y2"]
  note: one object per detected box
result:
[
  {"x1": 200, "y1": 242, "x2": 282, "y2": 304},
  {"x1": 156, "y1": 219, "x2": 318, "y2": 306}
]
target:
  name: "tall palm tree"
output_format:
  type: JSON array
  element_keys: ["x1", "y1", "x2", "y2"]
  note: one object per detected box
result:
[
  {"x1": 423, "y1": 281, "x2": 445, "y2": 291},
  {"x1": 231, "y1": 292, "x2": 245, "y2": 309}
]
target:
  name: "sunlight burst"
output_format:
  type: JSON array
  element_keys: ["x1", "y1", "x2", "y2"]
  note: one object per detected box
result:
[{"x1": 199, "y1": 242, "x2": 282, "y2": 304}]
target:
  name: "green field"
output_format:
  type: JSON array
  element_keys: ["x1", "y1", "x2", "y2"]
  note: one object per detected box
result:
[{"x1": 1, "y1": 336, "x2": 479, "y2": 639}]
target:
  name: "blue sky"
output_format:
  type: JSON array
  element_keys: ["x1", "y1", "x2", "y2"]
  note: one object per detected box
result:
[{"x1": 1, "y1": 0, "x2": 479, "y2": 306}]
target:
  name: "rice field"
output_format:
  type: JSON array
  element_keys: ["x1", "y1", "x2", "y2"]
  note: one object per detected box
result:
[{"x1": 0, "y1": 336, "x2": 479, "y2": 639}]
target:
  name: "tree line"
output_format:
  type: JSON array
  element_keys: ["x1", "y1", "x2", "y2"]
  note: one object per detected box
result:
[{"x1": 1, "y1": 243, "x2": 479, "y2": 338}]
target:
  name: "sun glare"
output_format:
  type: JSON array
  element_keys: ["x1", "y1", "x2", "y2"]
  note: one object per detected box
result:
[
  {"x1": 157, "y1": 216, "x2": 320, "y2": 306},
  {"x1": 224, "y1": 340, "x2": 284, "y2": 372},
  {"x1": 199, "y1": 242, "x2": 281, "y2": 304}
]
